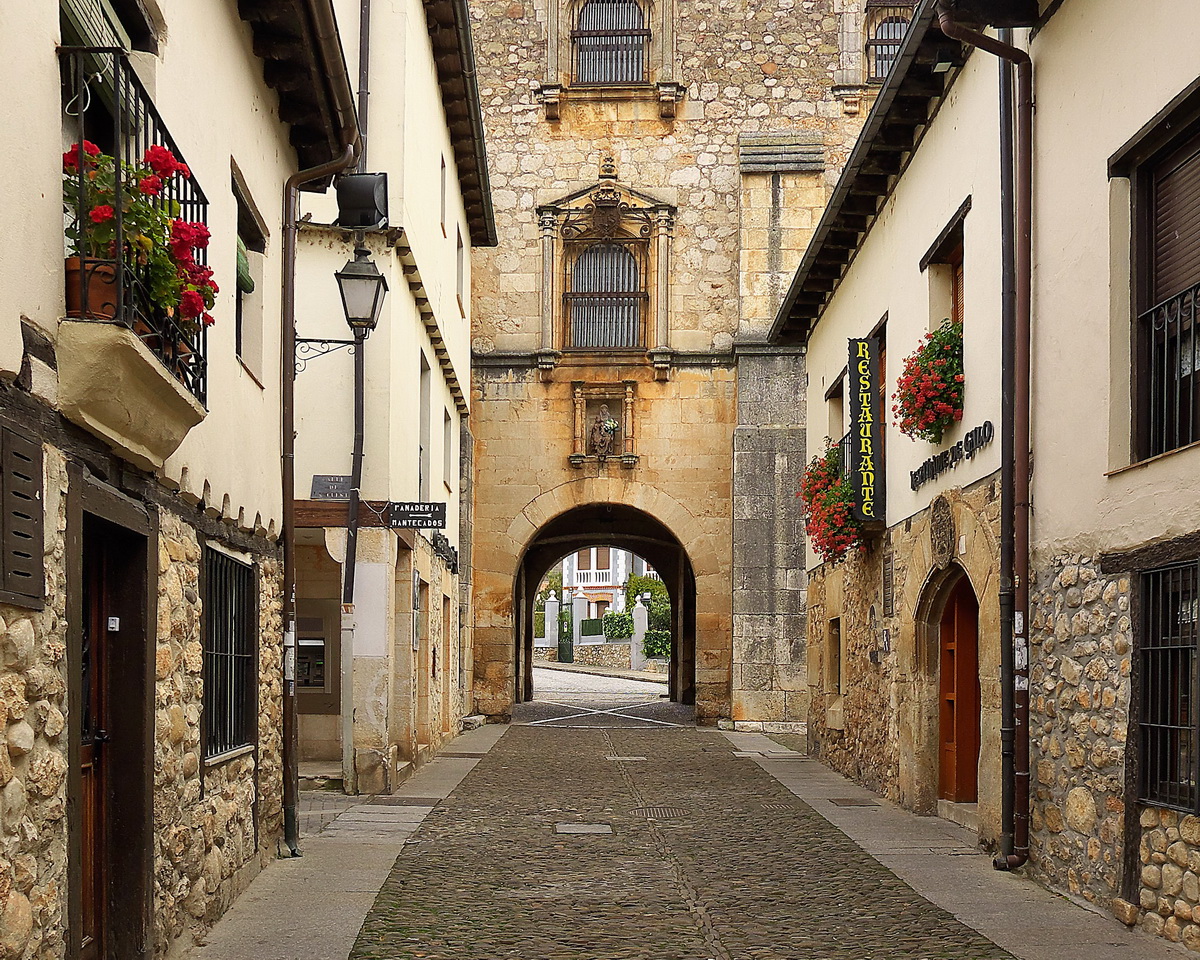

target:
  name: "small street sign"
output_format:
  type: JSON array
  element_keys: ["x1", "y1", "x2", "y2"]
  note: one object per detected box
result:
[
  {"x1": 388, "y1": 501, "x2": 447, "y2": 529},
  {"x1": 311, "y1": 475, "x2": 352, "y2": 501}
]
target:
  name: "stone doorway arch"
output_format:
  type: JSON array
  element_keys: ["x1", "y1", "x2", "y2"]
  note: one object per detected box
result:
[
  {"x1": 472, "y1": 478, "x2": 730, "y2": 722},
  {"x1": 515, "y1": 503, "x2": 697, "y2": 706}
]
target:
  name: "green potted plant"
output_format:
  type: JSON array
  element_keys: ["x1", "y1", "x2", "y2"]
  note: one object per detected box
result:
[
  {"x1": 892, "y1": 319, "x2": 965, "y2": 444},
  {"x1": 62, "y1": 141, "x2": 217, "y2": 335}
]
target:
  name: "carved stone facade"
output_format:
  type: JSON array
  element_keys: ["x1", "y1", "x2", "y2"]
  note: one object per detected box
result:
[{"x1": 469, "y1": 0, "x2": 869, "y2": 723}]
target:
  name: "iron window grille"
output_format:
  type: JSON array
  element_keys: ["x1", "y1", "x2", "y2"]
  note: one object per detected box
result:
[
  {"x1": 865, "y1": 9, "x2": 912, "y2": 82},
  {"x1": 564, "y1": 242, "x2": 647, "y2": 350},
  {"x1": 60, "y1": 47, "x2": 209, "y2": 404},
  {"x1": 203, "y1": 549, "x2": 257, "y2": 759},
  {"x1": 839, "y1": 429, "x2": 854, "y2": 481},
  {"x1": 1140, "y1": 560, "x2": 1200, "y2": 812},
  {"x1": 573, "y1": 0, "x2": 650, "y2": 85},
  {"x1": 1139, "y1": 282, "x2": 1200, "y2": 458}
]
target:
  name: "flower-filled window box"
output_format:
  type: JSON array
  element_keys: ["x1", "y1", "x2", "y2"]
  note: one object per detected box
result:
[
  {"x1": 60, "y1": 48, "x2": 213, "y2": 404},
  {"x1": 798, "y1": 440, "x2": 865, "y2": 564},
  {"x1": 892, "y1": 319, "x2": 964, "y2": 444}
]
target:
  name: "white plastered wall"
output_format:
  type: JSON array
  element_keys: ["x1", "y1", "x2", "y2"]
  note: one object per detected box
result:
[{"x1": 804, "y1": 46, "x2": 1005, "y2": 571}]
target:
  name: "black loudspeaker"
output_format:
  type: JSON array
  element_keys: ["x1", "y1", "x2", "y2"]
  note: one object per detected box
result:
[{"x1": 335, "y1": 172, "x2": 388, "y2": 229}]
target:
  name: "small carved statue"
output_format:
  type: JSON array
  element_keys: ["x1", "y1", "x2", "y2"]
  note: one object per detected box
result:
[{"x1": 589, "y1": 404, "x2": 619, "y2": 460}]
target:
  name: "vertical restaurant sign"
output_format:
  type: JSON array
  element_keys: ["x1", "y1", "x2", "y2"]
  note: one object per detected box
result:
[{"x1": 849, "y1": 338, "x2": 884, "y2": 523}]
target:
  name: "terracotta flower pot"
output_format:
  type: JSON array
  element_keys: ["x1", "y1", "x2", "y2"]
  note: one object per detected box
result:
[{"x1": 64, "y1": 257, "x2": 119, "y2": 320}]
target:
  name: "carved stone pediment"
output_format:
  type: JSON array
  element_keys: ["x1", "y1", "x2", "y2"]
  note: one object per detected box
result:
[{"x1": 538, "y1": 181, "x2": 674, "y2": 242}]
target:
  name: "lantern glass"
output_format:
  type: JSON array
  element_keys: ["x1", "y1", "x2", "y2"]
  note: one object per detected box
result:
[{"x1": 335, "y1": 247, "x2": 388, "y2": 333}]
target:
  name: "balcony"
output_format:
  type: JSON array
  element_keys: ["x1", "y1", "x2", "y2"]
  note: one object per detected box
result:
[
  {"x1": 575, "y1": 568, "x2": 615, "y2": 586},
  {"x1": 58, "y1": 48, "x2": 208, "y2": 469}
]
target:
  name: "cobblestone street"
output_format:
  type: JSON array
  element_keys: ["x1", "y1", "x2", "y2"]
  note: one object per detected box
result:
[
  {"x1": 350, "y1": 722, "x2": 1018, "y2": 960},
  {"x1": 189, "y1": 674, "x2": 1176, "y2": 960}
]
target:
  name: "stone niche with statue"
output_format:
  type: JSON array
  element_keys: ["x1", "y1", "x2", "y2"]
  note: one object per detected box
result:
[{"x1": 569, "y1": 381, "x2": 638, "y2": 468}]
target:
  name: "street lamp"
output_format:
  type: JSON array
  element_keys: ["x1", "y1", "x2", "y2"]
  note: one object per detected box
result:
[{"x1": 335, "y1": 243, "x2": 388, "y2": 336}]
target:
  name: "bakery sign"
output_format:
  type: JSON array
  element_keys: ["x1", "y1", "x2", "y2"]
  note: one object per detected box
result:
[{"x1": 849, "y1": 338, "x2": 884, "y2": 523}]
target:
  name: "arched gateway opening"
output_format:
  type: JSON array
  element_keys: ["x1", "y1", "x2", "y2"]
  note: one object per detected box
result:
[{"x1": 513, "y1": 503, "x2": 697, "y2": 707}]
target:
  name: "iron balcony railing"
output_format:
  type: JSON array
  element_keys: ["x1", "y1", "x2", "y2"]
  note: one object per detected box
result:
[
  {"x1": 839, "y1": 429, "x2": 854, "y2": 481},
  {"x1": 1140, "y1": 280, "x2": 1200, "y2": 458},
  {"x1": 61, "y1": 47, "x2": 209, "y2": 404}
]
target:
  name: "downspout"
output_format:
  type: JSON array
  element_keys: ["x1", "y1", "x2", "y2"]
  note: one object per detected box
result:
[
  {"x1": 934, "y1": 3, "x2": 1033, "y2": 871},
  {"x1": 281, "y1": 0, "x2": 361, "y2": 856},
  {"x1": 339, "y1": 0, "x2": 373, "y2": 795},
  {"x1": 996, "y1": 29, "x2": 1017, "y2": 868}
]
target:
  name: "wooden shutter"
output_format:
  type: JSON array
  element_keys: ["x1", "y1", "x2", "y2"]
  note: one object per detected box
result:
[
  {"x1": 0, "y1": 425, "x2": 44, "y2": 607},
  {"x1": 1153, "y1": 132, "x2": 1200, "y2": 304},
  {"x1": 595, "y1": 546, "x2": 611, "y2": 570}
]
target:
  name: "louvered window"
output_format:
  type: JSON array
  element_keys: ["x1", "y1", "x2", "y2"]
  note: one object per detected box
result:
[
  {"x1": 573, "y1": 0, "x2": 649, "y2": 85},
  {"x1": 0, "y1": 425, "x2": 44, "y2": 609},
  {"x1": 565, "y1": 243, "x2": 646, "y2": 349},
  {"x1": 203, "y1": 549, "x2": 257, "y2": 759},
  {"x1": 1136, "y1": 127, "x2": 1200, "y2": 458}
]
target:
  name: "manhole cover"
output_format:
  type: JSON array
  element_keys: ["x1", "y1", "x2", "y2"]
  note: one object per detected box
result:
[
  {"x1": 631, "y1": 806, "x2": 688, "y2": 820},
  {"x1": 828, "y1": 797, "x2": 880, "y2": 807}
]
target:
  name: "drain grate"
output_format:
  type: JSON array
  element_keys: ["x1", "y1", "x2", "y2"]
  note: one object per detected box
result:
[
  {"x1": 631, "y1": 806, "x2": 689, "y2": 820},
  {"x1": 828, "y1": 797, "x2": 880, "y2": 807},
  {"x1": 369, "y1": 796, "x2": 443, "y2": 806},
  {"x1": 760, "y1": 801, "x2": 792, "y2": 811}
]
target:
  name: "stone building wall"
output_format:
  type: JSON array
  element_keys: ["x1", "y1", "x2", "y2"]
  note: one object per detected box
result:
[
  {"x1": 572, "y1": 642, "x2": 632, "y2": 670},
  {"x1": 1026, "y1": 555, "x2": 1130, "y2": 909},
  {"x1": 470, "y1": 0, "x2": 868, "y2": 722},
  {"x1": 153, "y1": 511, "x2": 283, "y2": 956},
  {"x1": 0, "y1": 447, "x2": 68, "y2": 960},
  {"x1": 806, "y1": 477, "x2": 1004, "y2": 835},
  {"x1": 732, "y1": 349, "x2": 808, "y2": 723}
]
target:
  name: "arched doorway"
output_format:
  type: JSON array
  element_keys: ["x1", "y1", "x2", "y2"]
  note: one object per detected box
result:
[
  {"x1": 938, "y1": 577, "x2": 980, "y2": 803},
  {"x1": 513, "y1": 503, "x2": 697, "y2": 707}
]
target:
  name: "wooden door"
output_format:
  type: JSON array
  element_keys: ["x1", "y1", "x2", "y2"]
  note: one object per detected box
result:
[
  {"x1": 939, "y1": 577, "x2": 980, "y2": 802},
  {"x1": 80, "y1": 533, "x2": 108, "y2": 960}
]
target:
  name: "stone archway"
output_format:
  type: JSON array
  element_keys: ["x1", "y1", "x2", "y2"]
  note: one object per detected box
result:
[
  {"x1": 515, "y1": 503, "x2": 697, "y2": 706},
  {"x1": 472, "y1": 478, "x2": 730, "y2": 722}
]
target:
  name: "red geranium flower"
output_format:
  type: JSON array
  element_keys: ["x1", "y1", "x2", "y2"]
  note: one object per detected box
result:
[
  {"x1": 89, "y1": 205, "x2": 115, "y2": 223},
  {"x1": 138, "y1": 175, "x2": 162, "y2": 196},
  {"x1": 179, "y1": 289, "x2": 206, "y2": 318},
  {"x1": 144, "y1": 144, "x2": 182, "y2": 178}
]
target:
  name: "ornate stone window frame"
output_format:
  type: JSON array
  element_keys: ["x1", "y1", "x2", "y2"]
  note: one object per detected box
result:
[
  {"x1": 536, "y1": 175, "x2": 675, "y2": 369},
  {"x1": 536, "y1": 0, "x2": 684, "y2": 119}
]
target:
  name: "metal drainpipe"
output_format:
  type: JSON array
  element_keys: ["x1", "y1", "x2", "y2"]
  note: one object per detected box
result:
[
  {"x1": 935, "y1": 3, "x2": 1033, "y2": 871},
  {"x1": 281, "y1": 0, "x2": 362, "y2": 855}
]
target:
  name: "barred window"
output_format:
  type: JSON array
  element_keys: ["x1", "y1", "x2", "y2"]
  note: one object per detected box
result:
[
  {"x1": 573, "y1": 0, "x2": 649, "y2": 85},
  {"x1": 565, "y1": 242, "x2": 645, "y2": 349},
  {"x1": 1140, "y1": 560, "x2": 1200, "y2": 812},
  {"x1": 203, "y1": 549, "x2": 257, "y2": 759},
  {"x1": 865, "y1": 9, "x2": 911, "y2": 82},
  {"x1": 1134, "y1": 128, "x2": 1200, "y2": 459}
]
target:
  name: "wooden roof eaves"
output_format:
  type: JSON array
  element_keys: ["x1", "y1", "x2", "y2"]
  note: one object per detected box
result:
[
  {"x1": 422, "y1": 0, "x2": 498, "y2": 247},
  {"x1": 769, "y1": 0, "x2": 961, "y2": 345}
]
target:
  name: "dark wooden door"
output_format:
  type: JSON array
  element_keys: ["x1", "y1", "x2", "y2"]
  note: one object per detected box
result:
[
  {"x1": 80, "y1": 532, "x2": 108, "y2": 960},
  {"x1": 939, "y1": 577, "x2": 980, "y2": 802}
]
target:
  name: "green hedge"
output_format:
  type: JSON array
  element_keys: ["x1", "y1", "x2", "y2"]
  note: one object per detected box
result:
[
  {"x1": 643, "y1": 630, "x2": 671, "y2": 659},
  {"x1": 534, "y1": 611, "x2": 545, "y2": 637},
  {"x1": 602, "y1": 611, "x2": 634, "y2": 640}
]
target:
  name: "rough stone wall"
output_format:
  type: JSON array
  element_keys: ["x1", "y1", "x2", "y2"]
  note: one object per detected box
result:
[
  {"x1": 471, "y1": 0, "x2": 865, "y2": 353},
  {"x1": 1026, "y1": 556, "x2": 1130, "y2": 909},
  {"x1": 1135, "y1": 808, "x2": 1200, "y2": 948},
  {"x1": 732, "y1": 350, "x2": 808, "y2": 722},
  {"x1": 572, "y1": 642, "x2": 632, "y2": 670},
  {"x1": 805, "y1": 477, "x2": 1003, "y2": 834},
  {"x1": 153, "y1": 511, "x2": 284, "y2": 956},
  {"x1": 0, "y1": 447, "x2": 68, "y2": 960}
]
